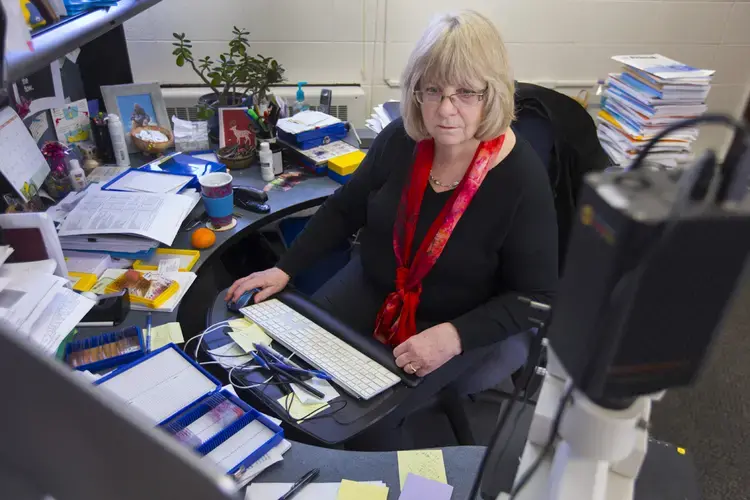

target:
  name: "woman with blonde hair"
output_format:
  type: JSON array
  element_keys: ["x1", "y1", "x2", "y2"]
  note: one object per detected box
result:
[{"x1": 228, "y1": 11, "x2": 557, "y2": 402}]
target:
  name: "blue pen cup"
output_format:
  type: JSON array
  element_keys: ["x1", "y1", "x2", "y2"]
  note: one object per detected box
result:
[{"x1": 202, "y1": 192, "x2": 234, "y2": 228}]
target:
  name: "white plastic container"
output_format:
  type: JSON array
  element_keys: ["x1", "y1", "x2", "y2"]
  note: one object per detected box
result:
[
  {"x1": 259, "y1": 142, "x2": 274, "y2": 181},
  {"x1": 107, "y1": 114, "x2": 130, "y2": 167},
  {"x1": 68, "y1": 159, "x2": 87, "y2": 192}
]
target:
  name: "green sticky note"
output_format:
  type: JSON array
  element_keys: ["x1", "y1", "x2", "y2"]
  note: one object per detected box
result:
[
  {"x1": 228, "y1": 318, "x2": 254, "y2": 330},
  {"x1": 147, "y1": 322, "x2": 184, "y2": 350},
  {"x1": 227, "y1": 324, "x2": 271, "y2": 353},
  {"x1": 336, "y1": 479, "x2": 388, "y2": 500},
  {"x1": 397, "y1": 449, "x2": 447, "y2": 488}
]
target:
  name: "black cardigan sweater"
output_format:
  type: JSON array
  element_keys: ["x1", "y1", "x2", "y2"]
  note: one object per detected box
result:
[{"x1": 278, "y1": 119, "x2": 558, "y2": 351}]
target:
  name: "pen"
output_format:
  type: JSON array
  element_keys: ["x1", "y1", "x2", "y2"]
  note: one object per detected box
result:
[
  {"x1": 146, "y1": 313, "x2": 152, "y2": 353},
  {"x1": 278, "y1": 468, "x2": 319, "y2": 500},
  {"x1": 254, "y1": 344, "x2": 332, "y2": 380},
  {"x1": 254, "y1": 346, "x2": 325, "y2": 399}
]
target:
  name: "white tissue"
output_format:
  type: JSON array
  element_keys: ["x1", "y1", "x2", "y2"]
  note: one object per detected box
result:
[
  {"x1": 136, "y1": 129, "x2": 169, "y2": 142},
  {"x1": 172, "y1": 116, "x2": 209, "y2": 152}
]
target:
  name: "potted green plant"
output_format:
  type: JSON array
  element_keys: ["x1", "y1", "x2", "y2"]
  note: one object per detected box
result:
[{"x1": 172, "y1": 26, "x2": 285, "y2": 138}]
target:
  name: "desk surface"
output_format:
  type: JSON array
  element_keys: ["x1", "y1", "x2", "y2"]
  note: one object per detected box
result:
[
  {"x1": 76, "y1": 160, "x2": 340, "y2": 336},
  {"x1": 255, "y1": 441, "x2": 483, "y2": 500},
  {"x1": 251, "y1": 432, "x2": 700, "y2": 500}
]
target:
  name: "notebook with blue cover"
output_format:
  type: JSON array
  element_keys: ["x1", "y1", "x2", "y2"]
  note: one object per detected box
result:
[{"x1": 95, "y1": 344, "x2": 283, "y2": 475}]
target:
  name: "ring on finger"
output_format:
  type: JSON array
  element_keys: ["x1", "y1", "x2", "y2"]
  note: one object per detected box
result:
[{"x1": 406, "y1": 362, "x2": 418, "y2": 374}]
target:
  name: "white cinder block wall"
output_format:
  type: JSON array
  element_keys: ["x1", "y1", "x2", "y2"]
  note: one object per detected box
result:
[{"x1": 125, "y1": 0, "x2": 750, "y2": 152}]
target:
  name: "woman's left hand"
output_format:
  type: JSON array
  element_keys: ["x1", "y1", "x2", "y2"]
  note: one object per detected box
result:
[{"x1": 393, "y1": 323, "x2": 463, "y2": 377}]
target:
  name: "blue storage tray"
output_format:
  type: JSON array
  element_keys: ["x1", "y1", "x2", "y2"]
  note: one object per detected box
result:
[
  {"x1": 94, "y1": 344, "x2": 283, "y2": 474},
  {"x1": 327, "y1": 169, "x2": 352, "y2": 185},
  {"x1": 64, "y1": 325, "x2": 145, "y2": 372},
  {"x1": 277, "y1": 122, "x2": 348, "y2": 150},
  {"x1": 196, "y1": 408, "x2": 284, "y2": 476}
]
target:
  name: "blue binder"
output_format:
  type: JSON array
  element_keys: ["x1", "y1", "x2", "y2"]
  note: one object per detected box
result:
[{"x1": 95, "y1": 344, "x2": 284, "y2": 474}]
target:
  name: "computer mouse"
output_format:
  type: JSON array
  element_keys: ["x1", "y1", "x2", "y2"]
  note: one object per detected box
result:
[{"x1": 226, "y1": 288, "x2": 261, "y2": 312}]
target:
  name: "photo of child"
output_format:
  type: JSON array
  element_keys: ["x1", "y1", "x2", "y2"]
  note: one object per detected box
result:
[{"x1": 116, "y1": 94, "x2": 158, "y2": 133}]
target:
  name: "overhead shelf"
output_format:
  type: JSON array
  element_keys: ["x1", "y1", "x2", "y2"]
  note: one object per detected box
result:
[{"x1": 4, "y1": 0, "x2": 161, "y2": 83}]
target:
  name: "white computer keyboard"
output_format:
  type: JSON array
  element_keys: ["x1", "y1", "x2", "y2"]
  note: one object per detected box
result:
[{"x1": 239, "y1": 299, "x2": 401, "y2": 400}]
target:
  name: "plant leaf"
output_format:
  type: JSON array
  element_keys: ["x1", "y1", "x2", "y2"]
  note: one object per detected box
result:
[{"x1": 176, "y1": 55, "x2": 185, "y2": 67}]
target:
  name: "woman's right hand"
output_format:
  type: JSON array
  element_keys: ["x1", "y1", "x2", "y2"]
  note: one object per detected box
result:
[{"x1": 225, "y1": 267, "x2": 291, "y2": 304}]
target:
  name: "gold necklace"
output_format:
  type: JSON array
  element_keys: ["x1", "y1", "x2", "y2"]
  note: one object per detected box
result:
[{"x1": 429, "y1": 171, "x2": 460, "y2": 188}]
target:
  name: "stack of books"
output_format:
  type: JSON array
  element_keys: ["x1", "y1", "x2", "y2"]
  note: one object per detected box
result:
[{"x1": 598, "y1": 54, "x2": 714, "y2": 168}]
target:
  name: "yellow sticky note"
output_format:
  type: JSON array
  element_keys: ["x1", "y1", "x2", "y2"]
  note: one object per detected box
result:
[
  {"x1": 148, "y1": 322, "x2": 184, "y2": 349},
  {"x1": 336, "y1": 479, "x2": 388, "y2": 500},
  {"x1": 228, "y1": 318, "x2": 254, "y2": 330},
  {"x1": 277, "y1": 393, "x2": 328, "y2": 422},
  {"x1": 397, "y1": 449, "x2": 447, "y2": 488},
  {"x1": 227, "y1": 324, "x2": 272, "y2": 352}
]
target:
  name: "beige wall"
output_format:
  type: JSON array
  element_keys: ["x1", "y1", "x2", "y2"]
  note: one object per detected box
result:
[{"x1": 125, "y1": 0, "x2": 750, "y2": 151}]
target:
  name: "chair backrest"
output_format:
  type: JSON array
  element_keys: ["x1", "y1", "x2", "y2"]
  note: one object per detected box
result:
[{"x1": 514, "y1": 83, "x2": 610, "y2": 269}]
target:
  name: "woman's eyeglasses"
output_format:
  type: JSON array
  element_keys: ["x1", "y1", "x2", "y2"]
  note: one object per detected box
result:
[{"x1": 414, "y1": 88, "x2": 487, "y2": 107}]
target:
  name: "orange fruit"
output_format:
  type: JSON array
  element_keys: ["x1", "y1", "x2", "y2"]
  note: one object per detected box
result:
[{"x1": 191, "y1": 227, "x2": 216, "y2": 249}]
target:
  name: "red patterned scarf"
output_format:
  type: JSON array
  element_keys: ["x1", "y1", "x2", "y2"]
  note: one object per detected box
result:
[{"x1": 373, "y1": 134, "x2": 506, "y2": 346}]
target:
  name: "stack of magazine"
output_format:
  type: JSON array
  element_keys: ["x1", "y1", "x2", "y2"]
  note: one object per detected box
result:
[{"x1": 597, "y1": 54, "x2": 714, "y2": 168}]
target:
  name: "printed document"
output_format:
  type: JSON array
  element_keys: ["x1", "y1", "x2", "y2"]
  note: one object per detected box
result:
[
  {"x1": 25, "y1": 288, "x2": 95, "y2": 355},
  {"x1": 57, "y1": 191, "x2": 193, "y2": 246}
]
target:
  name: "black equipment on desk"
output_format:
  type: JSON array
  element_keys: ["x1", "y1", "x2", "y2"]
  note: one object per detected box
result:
[
  {"x1": 318, "y1": 89, "x2": 332, "y2": 115},
  {"x1": 233, "y1": 186, "x2": 270, "y2": 214},
  {"x1": 79, "y1": 290, "x2": 131, "y2": 327},
  {"x1": 546, "y1": 117, "x2": 750, "y2": 405}
]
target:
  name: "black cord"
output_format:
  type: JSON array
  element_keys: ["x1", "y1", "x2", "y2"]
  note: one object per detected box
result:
[
  {"x1": 628, "y1": 113, "x2": 750, "y2": 171},
  {"x1": 493, "y1": 379, "x2": 535, "y2": 472},
  {"x1": 509, "y1": 384, "x2": 574, "y2": 500},
  {"x1": 298, "y1": 399, "x2": 348, "y2": 422},
  {"x1": 467, "y1": 340, "x2": 543, "y2": 500}
]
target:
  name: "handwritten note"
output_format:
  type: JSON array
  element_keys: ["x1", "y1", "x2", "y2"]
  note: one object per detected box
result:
[
  {"x1": 277, "y1": 393, "x2": 329, "y2": 422},
  {"x1": 397, "y1": 450, "x2": 447, "y2": 489},
  {"x1": 398, "y1": 473, "x2": 453, "y2": 500},
  {"x1": 228, "y1": 324, "x2": 272, "y2": 352},
  {"x1": 147, "y1": 322, "x2": 184, "y2": 350},
  {"x1": 337, "y1": 479, "x2": 389, "y2": 500}
]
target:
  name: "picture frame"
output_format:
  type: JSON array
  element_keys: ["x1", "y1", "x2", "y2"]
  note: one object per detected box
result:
[
  {"x1": 101, "y1": 82, "x2": 170, "y2": 153},
  {"x1": 218, "y1": 107, "x2": 256, "y2": 148}
]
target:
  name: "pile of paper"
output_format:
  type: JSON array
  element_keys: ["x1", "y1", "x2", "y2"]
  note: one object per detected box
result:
[
  {"x1": 57, "y1": 189, "x2": 200, "y2": 258},
  {"x1": 0, "y1": 265, "x2": 94, "y2": 356},
  {"x1": 277, "y1": 110, "x2": 342, "y2": 135},
  {"x1": 366, "y1": 101, "x2": 400, "y2": 134},
  {"x1": 598, "y1": 54, "x2": 714, "y2": 168}
]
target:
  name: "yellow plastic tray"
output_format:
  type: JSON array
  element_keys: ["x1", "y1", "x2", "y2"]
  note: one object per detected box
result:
[
  {"x1": 105, "y1": 271, "x2": 180, "y2": 309},
  {"x1": 68, "y1": 272, "x2": 97, "y2": 292},
  {"x1": 133, "y1": 248, "x2": 200, "y2": 272}
]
